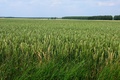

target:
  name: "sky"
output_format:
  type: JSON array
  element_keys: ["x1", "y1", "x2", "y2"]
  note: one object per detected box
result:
[{"x1": 0, "y1": 0, "x2": 120, "y2": 17}]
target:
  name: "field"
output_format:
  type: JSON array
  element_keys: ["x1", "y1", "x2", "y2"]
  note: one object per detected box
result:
[{"x1": 0, "y1": 19, "x2": 120, "y2": 80}]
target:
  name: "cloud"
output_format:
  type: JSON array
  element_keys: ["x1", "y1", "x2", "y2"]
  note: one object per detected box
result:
[
  {"x1": 50, "y1": 0, "x2": 62, "y2": 7},
  {"x1": 96, "y1": 0, "x2": 120, "y2": 6},
  {"x1": 97, "y1": 1, "x2": 115, "y2": 6}
]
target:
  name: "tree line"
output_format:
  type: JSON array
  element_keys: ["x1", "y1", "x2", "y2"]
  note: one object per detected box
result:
[
  {"x1": 62, "y1": 15, "x2": 120, "y2": 20},
  {"x1": 0, "y1": 15, "x2": 120, "y2": 20}
]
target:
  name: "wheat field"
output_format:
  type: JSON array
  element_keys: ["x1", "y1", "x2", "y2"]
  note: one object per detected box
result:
[{"x1": 0, "y1": 19, "x2": 120, "y2": 80}]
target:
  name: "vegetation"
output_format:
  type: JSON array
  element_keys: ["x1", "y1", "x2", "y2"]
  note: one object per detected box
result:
[
  {"x1": 62, "y1": 15, "x2": 113, "y2": 20},
  {"x1": 0, "y1": 19, "x2": 120, "y2": 80},
  {"x1": 114, "y1": 15, "x2": 120, "y2": 20},
  {"x1": 1, "y1": 15, "x2": 120, "y2": 20}
]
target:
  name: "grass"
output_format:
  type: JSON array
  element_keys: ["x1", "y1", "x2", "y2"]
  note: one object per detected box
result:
[{"x1": 0, "y1": 19, "x2": 120, "y2": 80}]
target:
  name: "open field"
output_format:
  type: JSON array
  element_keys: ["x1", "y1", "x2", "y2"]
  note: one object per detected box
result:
[{"x1": 0, "y1": 19, "x2": 120, "y2": 80}]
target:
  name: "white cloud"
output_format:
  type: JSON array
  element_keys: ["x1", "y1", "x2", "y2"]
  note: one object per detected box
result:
[
  {"x1": 50, "y1": 0, "x2": 62, "y2": 7},
  {"x1": 97, "y1": 0, "x2": 120, "y2": 6},
  {"x1": 97, "y1": 1, "x2": 115, "y2": 6}
]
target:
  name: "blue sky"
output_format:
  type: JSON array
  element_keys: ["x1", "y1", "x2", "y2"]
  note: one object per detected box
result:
[{"x1": 0, "y1": 0, "x2": 120, "y2": 17}]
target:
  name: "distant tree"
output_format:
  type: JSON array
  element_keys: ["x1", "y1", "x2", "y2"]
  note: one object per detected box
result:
[
  {"x1": 114, "y1": 15, "x2": 120, "y2": 20},
  {"x1": 62, "y1": 15, "x2": 113, "y2": 20}
]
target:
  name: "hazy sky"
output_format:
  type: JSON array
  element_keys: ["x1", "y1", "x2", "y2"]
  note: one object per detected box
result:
[{"x1": 0, "y1": 0, "x2": 120, "y2": 17}]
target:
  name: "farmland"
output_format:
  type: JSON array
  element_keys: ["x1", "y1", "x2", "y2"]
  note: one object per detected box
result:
[{"x1": 0, "y1": 19, "x2": 120, "y2": 80}]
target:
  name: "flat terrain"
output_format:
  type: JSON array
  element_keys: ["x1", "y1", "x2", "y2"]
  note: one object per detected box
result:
[{"x1": 0, "y1": 19, "x2": 120, "y2": 80}]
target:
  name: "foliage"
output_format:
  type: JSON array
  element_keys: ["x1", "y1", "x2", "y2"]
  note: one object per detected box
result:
[
  {"x1": 62, "y1": 15, "x2": 113, "y2": 20},
  {"x1": 114, "y1": 15, "x2": 120, "y2": 20}
]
